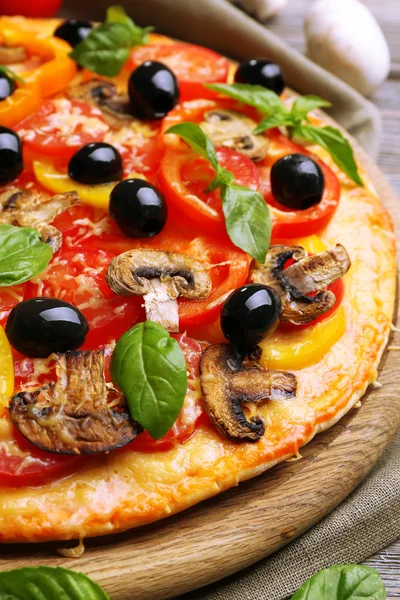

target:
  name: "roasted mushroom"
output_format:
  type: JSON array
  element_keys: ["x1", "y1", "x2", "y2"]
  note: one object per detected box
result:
[
  {"x1": 200, "y1": 109, "x2": 270, "y2": 162},
  {"x1": 0, "y1": 188, "x2": 78, "y2": 252},
  {"x1": 250, "y1": 244, "x2": 351, "y2": 324},
  {"x1": 106, "y1": 249, "x2": 212, "y2": 332},
  {"x1": 200, "y1": 344, "x2": 297, "y2": 443},
  {"x1": 10, "y1": 350, "x2": 142, "y2": 455},
  {"x1": 0, "y1": 45, "x2": 27, "y2": 65},
  {"x1": 68, "y1": 80, "x2": 133, "y2": 127}
]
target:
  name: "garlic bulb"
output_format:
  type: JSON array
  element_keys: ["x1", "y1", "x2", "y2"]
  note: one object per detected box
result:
[
  {"x1": 230, "y1": 0, "x2": 288, "y2": 21},
  {"x1": 304, "y1": 0, "x2": 390, "y2": 96}
]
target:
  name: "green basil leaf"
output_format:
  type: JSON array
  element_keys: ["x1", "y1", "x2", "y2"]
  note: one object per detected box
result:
[
  {"x1": 0, "y1": 65, "x2": 25, "y2": 84},
  {"x1": 110, "y1": 321, "x2": 187, "y2": 439},
  {"x1": 0, "y1": 566, "x2": 109, "y2": 599},
  {"x1": 291, "y1": 95, "x2": 331, "y2": 122},
  {"x1": 291, "y1": 564, "x2": 386, "y2": 600},
  {"x1": 165, "y1": 122, "x2": 220, "y2": 173},
  {"x1": 253, "y1": 112, "x2": 295, "y2": 134},
  {"x1": 205, "y1": 82, "x2": 286, "y2": 115},
  {"x1": 70, "y1": 6, "x2": 150, "y2": 77},
  {"x1": 207, "y1": 167, "x2": 235, "y2": 192},
  {"x1": 221, "y1": 184, "x2": 271, "y2": 263},
  {"x1": 294, "y1": 124, "x2": 364, "y2": 187},
  {"x1": 0, "y1": 224, "x2": 53, "y2": 286}
]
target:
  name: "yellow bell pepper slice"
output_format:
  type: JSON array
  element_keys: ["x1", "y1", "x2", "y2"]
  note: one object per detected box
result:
[{"x1": 0, "y1": 326, "x2": 14, "y2": 413}]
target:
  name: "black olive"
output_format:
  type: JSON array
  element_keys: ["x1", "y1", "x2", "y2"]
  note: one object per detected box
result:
[
  {"x1": 110, "y1": 178, "x2": 167, "y2": 238},
  {"x1": 54, "y1": 19, "x2": 93, "y2": 48},
  {"x1": 234, "y1": 59, "x2": 285, "y2": 96},
  {"x1": 128, "y1": 61, "x2": 179, "y2": 120},
  {"x1": 0, "y1": 126, "x2": 23, "y2": 186},
  {"x1": 221, "y1": 284, "x2": 282, "y2": 352},
  {"x1": 271, "y1": 153, "x2": 325, "y2": 210},
  {"x1": 68, "y1": 142, "x2": 123, "y2": 185},
  {"x1": 6, "y1": 298, "x2": 89, "y2": 358},
  {"x1": 0, "y1": 71, "x2": 16, "y2": 102}
]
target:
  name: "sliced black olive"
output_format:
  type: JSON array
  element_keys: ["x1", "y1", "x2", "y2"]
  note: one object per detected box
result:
[
  {"x1": 270, "y1": 153, "x2": 325, "y2": 210},
  {"x1": 0, "y1": 126, "x2": 23, "y2": 185},
  {"x1": 221, "y1": 284, "x2": 282, "y2": 353},
  {"x1": 0, "y1": 71, "x2": 16, "y2": 102},
  {"x1": 54, "y1": 19, "x2": 93, "y2": 48},
  {"x1": 109, "y1": 178, "x2": 167, "y2": 238},
  {"x1": 234, "y1": 59, "x2": 285, "y2": 96},
  {"x1": 128, "y1": 61, "x2": 179, "y2": 120},
  {"x1": 6, "y1": 298, "x2": 89, "y2": 358},
  {"x1": 68, "y1": 142, "x2": 123, "y2": 185}
]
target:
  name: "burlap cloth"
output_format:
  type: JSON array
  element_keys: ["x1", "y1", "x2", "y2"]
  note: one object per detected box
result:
[{"x1": 61, "y1": 1, "x2": 399, "y2": 597}]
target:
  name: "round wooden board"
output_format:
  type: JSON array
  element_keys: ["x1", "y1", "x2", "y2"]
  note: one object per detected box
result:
[{"x1": 0, "y1": 131, "x2": 399, "y2": 600}]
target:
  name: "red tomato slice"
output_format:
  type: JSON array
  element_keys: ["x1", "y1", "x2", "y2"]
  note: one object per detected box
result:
[
  {"x1": 0, "y1": 0, "x2": 62, "y2": 17},
  {"x1": 16, "y1": 99, "x2": 109, "y2": 163},
  {"x1": 0, "y1": 284, "x2": 25, "y2": 328},
  {"x1": 128, "y1": 43, "x2": 230, "y2": 101},
  {"x1": 158, "y1": 146, "x2": 259, "y2": 235}
]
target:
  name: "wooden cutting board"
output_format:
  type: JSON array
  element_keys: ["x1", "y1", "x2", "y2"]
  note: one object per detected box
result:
[{"x1": 0, "y1": 133, "x2": 399, "y2": 600}]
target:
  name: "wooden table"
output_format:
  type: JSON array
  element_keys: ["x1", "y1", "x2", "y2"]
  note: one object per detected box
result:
[{"x1": 267, "y1": 0, "x2": 400, "y2": 595}]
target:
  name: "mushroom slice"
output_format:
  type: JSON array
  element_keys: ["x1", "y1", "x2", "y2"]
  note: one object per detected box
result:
[
  {"x1": 0, "y1": 188, "x2": 78, "y2": 252},
  {"x1": 0, "y1": 45, "x2": 27, "y2": 64},
  {"x1": 68, "y1": 80, "x2": 133, "y2": 127},
  {"x1": 250, "y1": 244, "x2": 351, "y2": 324},
  {"x1": 9, "y1": 350, "x2": 142, "y2": 455},
  {"x1": 200, "y1": 109, "x2": 270, "y2": 162},
  {"x1": 106, "y1": 249, "x2": 212, "y2": 332},
  {"x1": 200, "y1": 344, "x2": 296, "y2": 443}
]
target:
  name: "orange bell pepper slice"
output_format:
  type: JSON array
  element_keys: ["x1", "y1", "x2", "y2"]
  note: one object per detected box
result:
[{"x1": 0, "y1": 77, "x2": 41, "y2": 128}]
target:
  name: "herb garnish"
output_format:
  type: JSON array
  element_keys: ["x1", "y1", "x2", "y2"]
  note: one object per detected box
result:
[{"x1": 0, "y1": 224, "x2": 53, "y2": 286}]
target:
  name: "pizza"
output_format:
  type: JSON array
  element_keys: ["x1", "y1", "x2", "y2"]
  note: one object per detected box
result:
[{"x1": 0, "y1": 10, "x2": 396, "y2": 544}]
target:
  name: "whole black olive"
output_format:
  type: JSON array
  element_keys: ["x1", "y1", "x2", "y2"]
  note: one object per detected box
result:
[
  {"x1": 221, "y1": 284, "x2": 282, "y2": 352},
  {"x1": 128, "y1": 61, "x2": 179, "y2": 120},
  {"x1": 54, "y1": 19, "x2": 93, "y2": 48},
  {"x1": 110, "y1": 178, "x2": 167, "y2": 238},
  {"x1": 68, "y1": 142, "x2": 123, "y2": 185},
  {"x1": 0, "y1": 71, "x2": 16, "y2": 102},
  {"x1": 271, "y1": 153, "x2": 325, "y2": 210},
  {"x1": 234, "y1": 59, "x2": 285, "y2": 96},
  {"x1": 6, "y1": 298, "x2": 89, "y2": 358},
  {"x1": 0, "y1": 126, "x2": 23, "y2": 186}
]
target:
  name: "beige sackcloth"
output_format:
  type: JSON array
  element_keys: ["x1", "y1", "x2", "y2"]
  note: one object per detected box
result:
[{"x1": 62, "y1": 1, "x2": 399, "y2": 597}]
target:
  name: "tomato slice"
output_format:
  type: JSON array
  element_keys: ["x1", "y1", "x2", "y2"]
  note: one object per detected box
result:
[
  {"x1": 16, "y1": 98, "x2": 109, "y2": 163},
  {"x1": 128, "y1": 43, "x2": 230, "y2": 101},
  {"x1": 0, "y1": 0, "x2": 62, "y2": 18},
  {"x1": 158, "y1": 146, "x2": 259, "y2": 235}
]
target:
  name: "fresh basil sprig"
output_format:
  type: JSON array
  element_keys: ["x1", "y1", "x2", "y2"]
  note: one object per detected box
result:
[
  {"x1": 110, "y1": 321, "x2": 187, "y2": 440},
  {"x1": 206, "y1": 83, "x2": 364, "y2": 187},
  {"x1": 0, "y1": 65, "x2": 25, "y2": 84},
  {"x1": 0, "y1": 566, "x2": 109, "y2": 599},
  {"x1": 0, "y1": 224, "x2": 53, "y2": 286},
  {"x1": 291, "y1": 564, "x2": 386, "y2": 600},
  {"x1": 70, "y1": 5, "x2": 152, "y2": 77},
  {"x1": 166, "y1": 122, "x2": 271, "y2": 263}
]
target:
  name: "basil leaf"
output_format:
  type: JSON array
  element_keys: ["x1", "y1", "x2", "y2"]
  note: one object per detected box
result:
[
  {"x1": 0, "y1": 566, "x2": 109, "y2": 599},
  {"x1": 166, "y1": 122, "x2": 220, "y2": 173},
  {"x1": 221, "y1": 184, "x2": 271, "y2": 263},
  {"x1": 0, "y1": 224, "x2": 52, "y2": 286},
  {"x1": 206, "y1": 82, "x2": 286, "y2": 115},
  {"x1": 291, "y1": 564, "x2": 386, "y2": 600},
  {"x1": 253, "y1": 112, "x2": 295, "y2": 134},
  {"x1": 70, "y1": 6, "x2": 150, "y2": 77},
  {"x1": 0, "y1": 65, "x2": 25, "y2": 84},
  {"x1": 294, "y1": 124, "x2": 364, "y2": 187},
  {"x1": 110, "y1": 321, "x2": 187, "y2": 439},
  {"x1": 291, "y1": 95, "x2": 332, "y2": 122},
  {"x1": 207, "y1": 167, "x2": 235, "y2": 192}
]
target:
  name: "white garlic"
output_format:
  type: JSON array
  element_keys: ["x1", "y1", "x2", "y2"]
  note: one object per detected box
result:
[
  {"x1": 304, "y1": 0, "x2": 391, "y2": 96},
  {"x1": 229, "y1": 0, "x2": 288, "y2": 21}
]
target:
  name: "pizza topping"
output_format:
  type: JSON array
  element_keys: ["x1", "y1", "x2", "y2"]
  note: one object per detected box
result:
[
  {"x1": 0, "y1": 70, "x2": 16, "y2": 102},
  {"x1": 250, "y1": 244, "x2": 351, "y2": 324},
  {"x1": 199, "y1": 343, "x2": 296, "y2": 443},
  {"x1": 271, "y1": 154, "x2": 325, "y2": 210},
  {"x1": 0, "y1": 127, "x2": 23, "y2": 186},
  {"x1": 68, "y1": 142, "x2": 123, "y2": 185},
  {"x1": 200, "y1": 109, "x2": 270, "y2": 162},
  {"x1": 106, "y1": 249, "x2": 212, "y2": 332},
  {"x1": 54, "y1": 19, "x2": 93, "y2": 48},
  {"x1": 220, "y1": 284, "x2": 282, "y2": 353},
  {"x1": 110, "y1": 179, "x2": 167, "y2": 238},
  {"x1": 6, "y1": 298, "x2": 89, "y2": 358},
  {"x1": 9, "y1": 350, "x2": 141, "y2": 454},
  {"x1": 234, "y1": 59, "x2": 285, "y2": 96},
  {"x1": 0, "y1": 187, "x2": 78, "y2": 252},
  {"x1": 128, "y1": 61, "x2": 179, "y2": 120},
  {"x1": 0, "y1": 45, "x2": 27, "y2": 65},
  {"x1": 68, "y1": 80, "x2": 134, "y2": 127}
]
